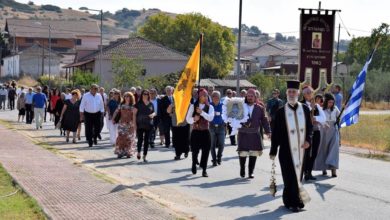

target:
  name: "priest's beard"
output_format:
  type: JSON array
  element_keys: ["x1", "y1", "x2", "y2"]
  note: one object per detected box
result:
[{"x1": 287, "y1": 96, "x2": 299, "y2": 105}]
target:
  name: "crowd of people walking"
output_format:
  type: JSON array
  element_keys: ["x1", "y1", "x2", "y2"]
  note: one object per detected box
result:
[{"x1": 1, "y1": 79, "x2": 343, "y2": 213}]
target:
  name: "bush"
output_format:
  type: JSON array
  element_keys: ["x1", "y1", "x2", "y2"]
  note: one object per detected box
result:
[
  {"x1": 71, "y1": 70, "x2": 99, "y2": 88},
  {"x1": 40, "y1": 4, "x2": 62, "y2": 13},
  {"x1": 37, "y1": 75, "x2": 72, "y2": 89}
]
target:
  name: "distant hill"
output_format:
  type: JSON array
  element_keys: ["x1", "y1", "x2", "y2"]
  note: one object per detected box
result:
[{"x1": 0, "y1": 0, "x2": 176, "y2": 44}]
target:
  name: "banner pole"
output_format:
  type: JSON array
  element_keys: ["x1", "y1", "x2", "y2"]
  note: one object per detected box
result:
[{"x1": 198, "y1": 33, "x2": 203, "y2": 95}]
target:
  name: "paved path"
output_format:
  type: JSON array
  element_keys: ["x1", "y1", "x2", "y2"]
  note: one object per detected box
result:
[
  {"x1": 0, "y1": 123, "x2": 176, "y2": 219},
  {"x1": 1, "y1": 110, "x2": 390, "y2": 219}
]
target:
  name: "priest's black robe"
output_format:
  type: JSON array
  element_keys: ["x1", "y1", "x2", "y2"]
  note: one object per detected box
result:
[{"x1": 270, "y1": 103, "x2": 313, "y2": 209}]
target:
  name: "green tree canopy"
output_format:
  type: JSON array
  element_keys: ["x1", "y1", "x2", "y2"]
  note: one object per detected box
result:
[
  {"x1": 112, "y1": 54, "x2": 144, "y2": 89},
  {"x1": 139, "y1": 13, "x2": 235, "y2": 78}
]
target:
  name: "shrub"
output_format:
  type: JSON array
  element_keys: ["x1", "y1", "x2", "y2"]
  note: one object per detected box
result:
[
  {"x1": 71, "y1": 70, "x2": 99, "y2": 87},
  {"x1": 40, "y1": 4, "x2": 62, "y2": 13}
]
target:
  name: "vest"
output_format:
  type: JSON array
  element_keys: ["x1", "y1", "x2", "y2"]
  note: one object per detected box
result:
[{"x1": 192, "y1": 101, "x2": 210, "y2": 131}]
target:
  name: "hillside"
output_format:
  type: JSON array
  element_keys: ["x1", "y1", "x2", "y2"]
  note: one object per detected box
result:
[{"x1": 0, "y1": 0, "x2": 176, "y2": 43}]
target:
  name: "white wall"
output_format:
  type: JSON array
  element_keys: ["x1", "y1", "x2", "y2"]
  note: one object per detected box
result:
[
  {"x1": 76, "y1": 36, "x2": 100, "y2": 50},
  {"x1": 1, "y1": 55, "x2": 20, "y2": 78}
]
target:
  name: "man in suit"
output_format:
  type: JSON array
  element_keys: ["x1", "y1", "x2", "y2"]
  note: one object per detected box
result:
[{"x1": 159, "y1": 86, "x2": 174, "y2": 148}]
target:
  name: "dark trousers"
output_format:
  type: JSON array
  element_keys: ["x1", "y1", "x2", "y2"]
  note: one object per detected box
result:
[
  {"x1": 227, "y1": 123, "x2": 236, "y2": 145},
  {"x1": 84, "y1": 112, "x2": 102, "y2": 146},
  {"x1": 162, "y1": 119, "x2": 172, "y2": 147},
  {"x1": 9, "y1": 98, "x2": 15, "y2": 110},
  {"x1": 25, "y1": 104, "x2": 34, "y2": 124},
  {"x1": 137, "y1": 128, "x2": 151, "y2": 156},
  {"x1": 191, "y1": 130, "x2": 211, "y2": 170},
  {"x1": 172, "y1": 125, "x2": 190, "y2": 157},
  {"x1": 210, "y1": 124, "x2": 225, "y2": 162},
  {"x1": 305, "y1": 130, "x2": 321, "y2": 175}
]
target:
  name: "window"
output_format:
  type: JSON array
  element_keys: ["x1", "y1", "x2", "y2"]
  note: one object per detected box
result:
[
  {"x1": 75, "y1": 39, "x2": 82, "y2": 45},
  {"x1": 25, "y1": 38, "x2": 34, "y2": 43},
  {"x1": 50, "y1": 39, "x2": 58, "y2": 44}
]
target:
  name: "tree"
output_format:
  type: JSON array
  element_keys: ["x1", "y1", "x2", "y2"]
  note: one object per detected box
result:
[
  {"x1": 275, "y1": 33, "x2": 286, "y2": 42},
  {"x1": 249, "y1": 26, "x2": 261, "y2": 36},
  {"x1": 112, "y1": 55, "x2": 144, "y2": 89},
  {"x1": 139, "y1": 13, "x2": 236, "y2": 78}
]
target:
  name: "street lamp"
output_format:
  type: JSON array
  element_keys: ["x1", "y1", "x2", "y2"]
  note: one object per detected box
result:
[{"x1": 79, "y1": 7, "x2": 103, "y2": 85}]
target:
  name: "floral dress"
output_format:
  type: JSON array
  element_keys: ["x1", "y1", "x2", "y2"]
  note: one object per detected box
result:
[{"x1": 115, "y1": 104, "x2": 136, "y2": 157}]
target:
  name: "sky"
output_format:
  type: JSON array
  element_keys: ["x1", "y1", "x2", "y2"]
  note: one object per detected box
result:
[{"x1": 17, "y1": 0, "x2": 390, "y2": 39}]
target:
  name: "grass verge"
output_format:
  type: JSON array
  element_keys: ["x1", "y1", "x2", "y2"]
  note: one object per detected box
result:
[
  {"x1": 341, "y1": 115, "x2": 390, "y2": 152},
  {"x1": 0, "y1": 164, "x2": 46, "y2": 220}
]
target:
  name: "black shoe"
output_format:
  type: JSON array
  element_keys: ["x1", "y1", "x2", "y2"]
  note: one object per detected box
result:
[
  {"x1": 93, "y1": 139, "x2": 97, "y2": 145},
  {"x1": 97, "y1": 134, "x2": 102, "y2": 140},
  {"x1": 248, "y1": 173, "x2": 254, "y2": 179},
  {"x1": 322, "y1": 170, "x2": 328, "y2": 176},
  {"x1": 291, "y1": 207, "x2": 300, "y2": 213},
  {"x1": 165, "y1": 145, "x2": 170, "y2": 148},
  {"x1": 217, "y1": 159, "x2": 221, "y2": 165},
  {"x1": 202, "y1": 170, "x2": 208, "y2": 177},
  {"x1": 150, "y1": 144, "x2": 155, "y2": 149},
  {"x1": 88, "y1": 144, "x2": 93, "y2": 148},
  {"x1": 212, "y1": 161, "x2": 217, "y2": 166},
  {"x1": 192, "y1": 163, "x2": 197, "y2": 174},
  {"x1": 174, "y1": 156, "x2": 181, "y2": 160},
  {"x1": 239, "y1": 157, "x2": 246, "y2": 178},
  {"x1": 40, "y1": 126, "x2": 42, "y2": 129},
  {"x1": 66, "y1": 137, "x2": 69, "y2": 143},
  {"x1": 184, "y1": 153, "x2": 189, "y2": 158}
]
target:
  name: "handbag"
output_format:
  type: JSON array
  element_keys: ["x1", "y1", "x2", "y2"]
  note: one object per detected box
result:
[{"x1": 113, "y1": 109, "x2": 121, "y2": 124}]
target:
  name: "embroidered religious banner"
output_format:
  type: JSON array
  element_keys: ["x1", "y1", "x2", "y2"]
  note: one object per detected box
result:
[
  {"x1": 222, "y1": 97, "x2": 248, "y2": 135},
  {"x1": 299, "y1": 10, "x2": 336, "y2": 90}
]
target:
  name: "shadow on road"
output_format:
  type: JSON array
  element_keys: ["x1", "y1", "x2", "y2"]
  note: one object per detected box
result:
[
  {"x1": 183, "y1": 178, "x2": 250, "y2": 189},
  {"x1": 211, "y1": 193, "x2": 282, "y2": 208},
  {"x1": 236, "y1": 205, "x2": 293, "y2": 220}
]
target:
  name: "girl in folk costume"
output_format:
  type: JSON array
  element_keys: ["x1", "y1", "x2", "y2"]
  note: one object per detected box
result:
[
  {"x1": 237, "y1": 89, "x2": 271, "y2": 179},
  {"x1": 270, "y1": 80, "x2": 313, "y2": 212},
  {"x1": 186, "y1": 88, "x2": 214, "y2": 177},
  {"x1": 314, "y1": 93, "x2": 340, "y2": 177}
]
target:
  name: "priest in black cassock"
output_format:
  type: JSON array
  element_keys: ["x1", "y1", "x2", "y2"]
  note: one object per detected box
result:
[{"x1": 269, "y1": 80, "x2": 313, "y2": 212}]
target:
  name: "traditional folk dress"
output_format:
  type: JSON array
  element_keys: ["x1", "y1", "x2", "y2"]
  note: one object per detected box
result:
[
  {"x1": 114, "y1": 104, "x2": 136, "y2": 158},
  {"x1": 186, "y1": 101, "x2": 214, "y2": 177},
  {"x1": 237, "y1": 103, "x2": 271, "y2": 178},
  {"x1": 270, "y1": 102, "x2": 313, "y2": 210},
  {"x1": 314, "y1": 107, "x2": 340, "y2": 171}
]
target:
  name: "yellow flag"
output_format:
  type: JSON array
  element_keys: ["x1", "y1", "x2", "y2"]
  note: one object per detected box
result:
[{"x1": 173, "y1": 40, "x2": 201, "y2": 125}]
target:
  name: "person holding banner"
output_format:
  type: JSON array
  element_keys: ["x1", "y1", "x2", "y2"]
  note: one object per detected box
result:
[
  {"x1": 270, "y1": 80, "x2": 313, "y2": 212},
  {"x1": 186, "y1": 88, "x2": 214, "y2": 177}
]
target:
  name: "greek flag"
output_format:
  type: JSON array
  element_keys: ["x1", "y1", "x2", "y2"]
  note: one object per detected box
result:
[{"x1": 339, "y1": 52, "x2": 375, "y2": 127}]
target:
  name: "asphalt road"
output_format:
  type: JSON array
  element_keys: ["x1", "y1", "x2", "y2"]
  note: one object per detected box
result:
[{"x1": 1, "y1": 110, "x2": 389, "y2": 220}]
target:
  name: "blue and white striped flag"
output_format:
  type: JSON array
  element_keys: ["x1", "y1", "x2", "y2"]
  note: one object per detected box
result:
[{"x1": 339, "y1": 52, "x2": 375, "y2": 127}]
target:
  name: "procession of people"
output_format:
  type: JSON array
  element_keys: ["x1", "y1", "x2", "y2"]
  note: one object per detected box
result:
[{"x1": 1, "y1": 79, "x2": 343, "y2": 213}]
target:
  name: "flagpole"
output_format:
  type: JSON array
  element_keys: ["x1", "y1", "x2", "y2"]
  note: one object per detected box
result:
[
  {"x1": 335, "y1": 38, "x2": 381, "y2": 126},
  {"x1": 198, "y1": 33, "x2": 203, "y2": 96}
]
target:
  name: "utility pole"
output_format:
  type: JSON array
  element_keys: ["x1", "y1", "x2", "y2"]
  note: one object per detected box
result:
[
  {"x1": 48, "y1": 25, "x2": 51, "y2": 86},
  {"x1": 236, "y1": 0, "x2": 242, "y2": 93}
]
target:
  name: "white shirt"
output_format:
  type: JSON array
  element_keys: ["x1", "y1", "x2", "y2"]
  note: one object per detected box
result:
[
  {"x1": 186, "y1": 103, "x2": 215, "y2": 124},
  {"x1": 0, "y1": 89, "x2": 8, "y2": 96},
  {"x1": 79, "y1": 92, "x2": 104, "y2": 113},
  {"x1": 247, "y1": 104, "x2": 254, "y2": 117},
  {"x1": 64, "y1": 93, "x2": 72, "y2": 100}
]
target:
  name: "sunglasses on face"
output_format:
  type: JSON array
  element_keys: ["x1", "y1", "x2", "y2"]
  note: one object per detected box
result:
[{"x1": 143, "y1": 93, "x2": 150, "y2": 96}]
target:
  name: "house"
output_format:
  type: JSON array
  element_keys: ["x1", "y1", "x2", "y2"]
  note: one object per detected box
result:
[
  {"x1": 233, "y1": 41, "x2": 298, "y2": 75},
  {"x1": 65, "y1": 37, "x2": 188, "y2": 85},
  {"x1": 5, "y1": 19, "x2": 101, "y2": 53},
  {"x1": 197, "y1": 78, "x2": 256, "y2": 93},
  {"x1": 0, "y1": 44, "x2": 62, "y2": 78}
]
